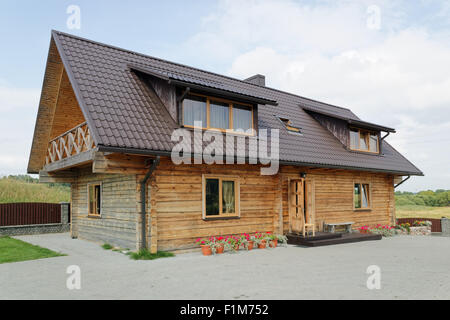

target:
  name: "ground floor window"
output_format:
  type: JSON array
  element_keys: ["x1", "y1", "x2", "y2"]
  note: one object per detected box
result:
[
  {"x1": 88, "y1": 183, "x2": 102, "y2": 216},
  {"x1": 354, "y1": 183, "x2": 371, "y2": 210},
  {"x1": 202, "y1": 175, "x2": 240, "y2": 219}
]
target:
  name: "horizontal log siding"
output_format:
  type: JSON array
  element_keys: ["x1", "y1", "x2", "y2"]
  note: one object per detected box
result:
[
  {"x1": 281, "y1": 166, "x2": 394, "y2": 233},
  {"x1": 71, "y1": 170, "x2": 139, "y2": 250},
  {"x1": 152, "y1": 158, "x2": 279, "y2": 251}
]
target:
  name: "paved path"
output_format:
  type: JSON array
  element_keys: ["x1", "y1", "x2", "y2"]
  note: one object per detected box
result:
[{"x1": 1, "y1": 233, "x2": 449, "y2": 299}]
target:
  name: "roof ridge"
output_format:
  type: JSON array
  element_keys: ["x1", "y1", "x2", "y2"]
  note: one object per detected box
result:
[{"x1": 52, "y1": 30, "x2": 352, "y2": 112}]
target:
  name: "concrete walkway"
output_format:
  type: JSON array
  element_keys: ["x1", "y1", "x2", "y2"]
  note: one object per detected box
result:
[{"x1": 1, "y1": 233, "x2": 449, "y2": 299}]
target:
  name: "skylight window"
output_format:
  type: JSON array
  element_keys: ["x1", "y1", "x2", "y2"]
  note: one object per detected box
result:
[{"x1": 278, "y1": 117, "x2": 301, "y2": 134}]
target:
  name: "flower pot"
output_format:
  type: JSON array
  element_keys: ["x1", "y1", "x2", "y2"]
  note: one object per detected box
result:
[
  {"x1": 269, "y1": 239, "x2": 278, "y2": 248},
  {"x1": 216, "y1": 244, "x2": 224, "y2": 254},
  {"x1": 359, "y1": 229, "x2": 369, "y2": 234},
  {"x1": 247, "y1": 241, "x2": 254, "y2": 250},
  {"x1": 234, "y1": 244, "x2": 240, "y2": 251},
  {"x1": 201, "y1": 245, "x2": 212, "y2": 256},
  {"x1": 258, "y1": 240, "x2": 267, "y2": 249}
]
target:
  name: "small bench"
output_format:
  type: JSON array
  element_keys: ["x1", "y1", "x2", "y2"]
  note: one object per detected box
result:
[{"x1": 324, "y1": 222, "x2": 354, "y2": 234}]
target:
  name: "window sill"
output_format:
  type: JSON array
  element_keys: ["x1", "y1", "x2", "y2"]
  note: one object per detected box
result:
[
  {"x1": 354, "y1": 208, "x2": 372, "y2": 212},
  {"x1": 203, "y1": 216, "x2": 240, "y2": 221},
  {"x1": 182, "y1": 126, "x2": 255, "y2": 137},
  {"x1": 87, "y1": 215, "x2": 101, "y2": 219}
]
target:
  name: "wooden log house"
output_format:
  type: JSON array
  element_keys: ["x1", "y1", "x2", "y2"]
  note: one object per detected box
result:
[{"x1": 28, "y1": 31, "x2": 423, "y2": 252}]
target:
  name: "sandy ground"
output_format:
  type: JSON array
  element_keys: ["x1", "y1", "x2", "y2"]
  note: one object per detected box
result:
[{"x1": 1, "y1": 233, "x2": 449, "y2": 300}]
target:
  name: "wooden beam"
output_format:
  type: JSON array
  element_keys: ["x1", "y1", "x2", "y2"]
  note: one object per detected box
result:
[
  {"x1": 93, "y1": 152, "x2": 152, "y2": 174},
  {"x1": 39, "y1": 170, "x2": 77, "y2": 183},
  {"x1": 43, "y1": 149, "x2": 96, "y2": 173}
]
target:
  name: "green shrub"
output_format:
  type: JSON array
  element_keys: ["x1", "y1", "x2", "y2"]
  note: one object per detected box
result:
[
  {"x1": 101, "y1": 243, "x2": 113, "y2": 250},
  {"x1": 129, "y1": 249, "x2": 174, "y2": 260}
]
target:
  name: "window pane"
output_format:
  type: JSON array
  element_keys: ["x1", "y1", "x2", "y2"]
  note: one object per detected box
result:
[
  {"x1": 350, "y1": 129, "x2": 359, "y2": 149},
  {"x1": 183, "y1": 95, "x2": 207, "y2": 127},
  {"x1": 89, "y1": 185, "x2": 94, "y2": 214},
  {"x1": 210, "y1": 100, "x2": 229, "y2": 129},
  {"x1": 361, "y1": 184, "x2": 370, "y2": 208},
  {"x1": 369, "y1": 134, "x2": 379, "y2": 153},
  {"x1": 222, "y1": 181, "x2": 235, "y2": 214},
  {"x1": 354, "y1": 184, "x2": 361, "y2": 209},
  {"x1": 95, "y1": 185, "x2": 101, "y2": 214},
  {"x1": 205, "y1": 179, "x2": 219, "y2": 216},
  {"x1": 359, "y1": 132, "x2": 369, "y2": 150},
  {"x1": 233, "y1": 104, "x2": 252, "y2": 131}
]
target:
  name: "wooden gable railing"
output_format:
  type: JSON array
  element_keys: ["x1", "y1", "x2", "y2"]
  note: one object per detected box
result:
[{"x1": 46, "y1": 122, "x2": 95, "y2": 165}]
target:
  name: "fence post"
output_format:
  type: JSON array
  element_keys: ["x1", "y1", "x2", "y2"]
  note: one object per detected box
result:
[
  {"x1": 441, "y1": 218, "x2": 450, "y2": 237},
  {"x1": 60, "y1": 202, "x2": 70, "y2": 225}
]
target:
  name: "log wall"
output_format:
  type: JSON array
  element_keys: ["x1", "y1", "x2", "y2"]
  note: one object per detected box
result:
[
  {"x1": 151, "y1": 158, "x2": 279, "y2": 251},
  {"x1": 280, "y1": 166, "x2": 395, "y2": 233},
  {"x1": 71, "y1": 168, "x2": 139, "y2": 250},
  {"x1": 70, "y1": 156, "x2": 395, "y2": 252}
]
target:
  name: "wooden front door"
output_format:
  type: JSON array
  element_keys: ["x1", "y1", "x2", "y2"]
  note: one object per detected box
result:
[{"x1": 289, "y1": 179, "x2": 305, "y2": 233}]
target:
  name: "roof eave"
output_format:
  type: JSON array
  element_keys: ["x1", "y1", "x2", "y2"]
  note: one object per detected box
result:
[
  {"x1": 129, "y1": 64, "x2": 278, "y2": 106},
  {"x1": 97, "y1": 145, "x2": 423, "y2": 176}
]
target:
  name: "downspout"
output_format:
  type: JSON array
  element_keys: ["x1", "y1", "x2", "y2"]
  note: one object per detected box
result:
[
  {"x1": 381, "y1": 132, "x2": 390, "y2": 141},
  {"x1": 140, "y1": 156, "x2": 160, "y2": 249},
  {"x1": 394, "y1": 175, "x2": 410, "y2": 189}
]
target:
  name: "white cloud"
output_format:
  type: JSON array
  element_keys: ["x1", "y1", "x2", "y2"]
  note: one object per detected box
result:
[
  {"x1": 182, "y1": 0, "x2": 450, "y2": 191},
  {"x1": 0, "y1": 85, "x2": 40, "y2": 111},
  {"x1": 0, "y1": 82, "x2": 39, "y2": 174}
]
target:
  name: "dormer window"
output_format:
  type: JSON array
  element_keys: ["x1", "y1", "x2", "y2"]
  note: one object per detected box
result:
[
  {"x1": 182, "y1": 93, "x2": 254, "y2": 134},
  {"x1": 350, "y1": 128, "x2": 379, "y2": 153},
  {"x1": 279, "y1": 117, "x2": 301, "y2": 134}
]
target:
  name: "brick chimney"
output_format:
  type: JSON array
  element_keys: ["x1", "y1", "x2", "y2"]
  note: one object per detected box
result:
[{"x1": 244, "y1": 74, "x2": 265, "y2": 86}]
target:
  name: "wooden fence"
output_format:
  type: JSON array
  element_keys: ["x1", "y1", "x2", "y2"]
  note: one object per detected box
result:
[
  {"x1": 0, "y1": 203, "x2": 61, "y2": 227},
  {"x1": 397, "y1": 218, "x2": 442, "y2": 233}
]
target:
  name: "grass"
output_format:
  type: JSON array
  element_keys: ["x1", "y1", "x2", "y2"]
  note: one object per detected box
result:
[
  {"x1": 0, "y1": 236, "x2": 66, "y2": 264},
  {"x1": 129, "y1": 249, "x2": 175, "y2": 260},
  {"x1": 0, "y1": 178, "x2": 70, "y2": 203},
  {"x1": 101, "y1": 243, "x2": 113, "y2": 250},
  {"x1": 396, "y1": 205, "x2": 450, "y2": 219}
]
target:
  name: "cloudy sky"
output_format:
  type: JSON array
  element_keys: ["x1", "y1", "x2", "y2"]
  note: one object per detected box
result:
[{"x1": 0, "y1": 0, "x2": 449, "y2": 191}]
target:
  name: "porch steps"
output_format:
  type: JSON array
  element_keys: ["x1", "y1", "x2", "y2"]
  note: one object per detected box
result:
[{"x1": 287, "y1": 232, "x2": 382, "y2": 247}]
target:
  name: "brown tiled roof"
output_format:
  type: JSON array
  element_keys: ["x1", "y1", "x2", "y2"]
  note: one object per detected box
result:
[{"x1": 52, "y1": 30, "x2": 423, "y2": 176}]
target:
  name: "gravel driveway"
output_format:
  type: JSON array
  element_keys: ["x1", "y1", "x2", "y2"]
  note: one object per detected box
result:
[{"x1": 1, "y1": 233, "x2": 449, "y2": 299}]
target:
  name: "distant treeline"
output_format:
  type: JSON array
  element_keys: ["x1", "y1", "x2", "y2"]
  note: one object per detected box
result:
[
  {"x1": 4, "y1": 174, "x2": 70, "y2": 188},
  {"x1": 395, "y1": 190, "x2": 450, "y2": 207}
]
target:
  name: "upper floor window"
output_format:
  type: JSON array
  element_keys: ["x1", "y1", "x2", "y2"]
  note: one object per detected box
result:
[
  {"x1": 182, "y1": 94, "x2": 253, "y2": 134},
  {"x1": 350, "y1": 128, "x2": 379, "y2": 153}
]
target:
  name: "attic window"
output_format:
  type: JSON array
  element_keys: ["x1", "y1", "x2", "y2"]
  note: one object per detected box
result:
[
  {"x1": 182, "y1": 93, "x2": 254, "y2": 134},
  {"x1": 279, "y1": 117, "x2": 301, "y2": 134},
  {"x1": 350, "y1": 128, "x2": 379, "y2": 153}
]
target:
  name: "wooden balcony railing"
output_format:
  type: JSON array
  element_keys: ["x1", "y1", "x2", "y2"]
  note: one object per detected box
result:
[{"x1": 46, "y1": 122, "x2": 95, "y2": 165}]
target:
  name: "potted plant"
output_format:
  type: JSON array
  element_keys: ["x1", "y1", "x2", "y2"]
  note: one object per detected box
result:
[
  {"x1": 225, "y1": 236, "x2": 240, "y2": 252},
  {"x1": 253, "y1": 232, "x2": 267, "y2": 249},
  {"x1": 240, "y1": 234, "x2": 253, "y2": 250},
  {"x1": 196, "y1": 238, "x2": 213, "y2": 256},
  {"x1": 214, "y1": 236, "x2": 225, "y2": 254},
  {"x1": 276, "y1": 234, "x2": 288, "y2": 247},
  {"x1": 358, "y1": 226, "x2": 371, "y2": 234},
  {"x1": 266, "y1": 232, "x2": 278, "y2": 248}
]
